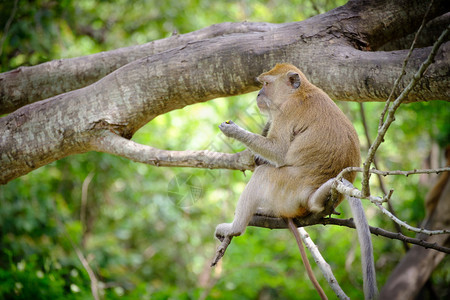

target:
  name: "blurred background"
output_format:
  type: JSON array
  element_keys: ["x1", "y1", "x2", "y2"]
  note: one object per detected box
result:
[{"x1": 1, "y1": 0, "x2": 449, "y2": 299}]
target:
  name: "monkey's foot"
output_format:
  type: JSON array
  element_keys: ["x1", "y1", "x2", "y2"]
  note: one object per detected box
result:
[
  {"x1": 211, "y1": 235, "x2": 233, "y2": 267},
  {"x1": 211, "y1": 223, "x2": 244, "y2": 266},
  {"x1": 214, "y1": 223, "x2": 243, "y2": 241}
]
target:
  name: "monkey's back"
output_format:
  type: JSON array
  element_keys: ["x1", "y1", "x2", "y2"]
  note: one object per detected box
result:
[{"x1": 273, "y1": 89, "x2": 360, "y2": 207}]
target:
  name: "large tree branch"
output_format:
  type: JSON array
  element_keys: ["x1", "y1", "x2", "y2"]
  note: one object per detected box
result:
[
  {"x1": 1, "y1": 33, "x2": 449, "y2": 183},
  {"x1": 1, "y1": 0, "x2": 448, "y2": 114},
  {"x1": 91, "y1": 131, "x2": 255, "y2": 171},
  {"x1": 0, "y1": 22, "x2": 280, "y2": 114},
  {"x1": 1, "y1": 0, "x2": 449, "y2": 184},
  {"x1": 342, "y1": 0, "x2": 449, "y2": 49},
  {"x1": 379, "y1": 12, "x2": 450, "y2": 51}
]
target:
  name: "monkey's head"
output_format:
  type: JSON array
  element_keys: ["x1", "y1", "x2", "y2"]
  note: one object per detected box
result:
[{"x1": 256, "y1": 63, "x2": 312, "y2": 115}]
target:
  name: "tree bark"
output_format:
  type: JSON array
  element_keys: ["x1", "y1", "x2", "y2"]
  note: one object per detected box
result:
[
  {"x1": 1, "y1": 0, "x2": 449, "y2": 114},
  {"x1": 1, "y1": 0, "x2": 449, "y2": 184}
]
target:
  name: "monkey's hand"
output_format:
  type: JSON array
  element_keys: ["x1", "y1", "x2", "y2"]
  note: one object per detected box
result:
[
  {"x1": 218, "y1": 120, "x2": 242, "y2": 139},
  {"x1": 214, "y1": 223, "x2": 243, "y2": 241}
]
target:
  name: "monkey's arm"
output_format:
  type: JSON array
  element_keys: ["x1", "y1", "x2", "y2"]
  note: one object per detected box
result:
[
  {"x1": 219, "y1": 120, "x2": 288, "y2": 166},
  {"x1": 254, "y1": 121, "x2": 273, "y2": 166}
]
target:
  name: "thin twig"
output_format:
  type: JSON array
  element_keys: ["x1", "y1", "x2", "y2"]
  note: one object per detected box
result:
[
  {"x1": 359, "y1": 103, "x2": 408, "y2": 250},
  {"x1": 297, "y1": 227, "x2": 349, "y2": 300},
  {"x1": 359, "y1": 103, "x2": 387, "y2": 195},
  {"x1": 378, "y1": 0, "x2": 434, "y2": 129},
  {"x1": 248, "y1": 216, "x2": 450, "y2": 254},
  {"x1": 334, "y1": 180, "x2": 450, "y2": 235},
  {"x1": 80, "y1": 172, "x2": 95, "y2": 247},
  {"x1": 362, "y1": 21, "x2": 450, "y2": 197},
  {"x1": 320, "y1": 218, "x2": 450, "y2": 254},
  {"x1": 338, "y1": 166, "x2": 450, "y2": 180},
  {"x1": 371, "y1": 200, "x2": 450, "y2": 236},
  {"x1": 58, "y1": 220, "x2": 100, "y2": 300}
]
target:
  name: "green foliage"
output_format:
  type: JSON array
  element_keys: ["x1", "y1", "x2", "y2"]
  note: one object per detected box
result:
[{"x1": 1, "y1": 0, "x2": 449, "y2": 299}]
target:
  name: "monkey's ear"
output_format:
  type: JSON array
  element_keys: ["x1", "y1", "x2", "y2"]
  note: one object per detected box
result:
[{"x1": 287, "y1": 72, "x2": 301, "y2": 89}]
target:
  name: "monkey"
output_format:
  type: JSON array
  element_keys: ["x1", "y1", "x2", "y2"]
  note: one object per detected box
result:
[{"x1": 215, "y1": 63, "x2": 377, "y2": 299}]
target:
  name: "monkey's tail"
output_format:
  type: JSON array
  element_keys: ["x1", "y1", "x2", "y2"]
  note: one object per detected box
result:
[
  {"x1": 347, "y1": 196, "x2": 378, "y2": 300},
  {"x1": 287, "y1": 218, "x2": 328, "y2": 300}
]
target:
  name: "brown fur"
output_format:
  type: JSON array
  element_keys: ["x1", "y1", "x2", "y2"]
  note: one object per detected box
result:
[
  {"x1": 256, "y1": 64, "x2": 360, "y2": 216},
  {"x1": 215, "y1": 63, "x2": 360, "y2": 233},
  {"x1": 215, "y1": 64, "x2": 369, "y2": 298}
]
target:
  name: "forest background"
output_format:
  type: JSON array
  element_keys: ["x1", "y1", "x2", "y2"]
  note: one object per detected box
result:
[{"x1": 0, "y1": 0, "x2": 449, "y2": 299}]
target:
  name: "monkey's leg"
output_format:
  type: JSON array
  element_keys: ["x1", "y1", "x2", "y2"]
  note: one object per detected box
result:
[
  {"x1": 215, "y1": 167, "x2": 268, "y2": 239},
  {"x1": 215, "y1": 182, "x2": 260, "y2": 238},
  {"x1": 307, "y1": 179, "x2": 335, "y2": 213}
]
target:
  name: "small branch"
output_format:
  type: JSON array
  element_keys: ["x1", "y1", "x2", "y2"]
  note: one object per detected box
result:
[
  {"x1": 59, "y1": 221, "x2": 100, "y2": 300},
  {"x1": 71, "y1": 241, "x2": 100, "y2": 300},
  {"x1": 323, "y1": 218, "x2": 450, "y2": 254},
  {"x1": 80, "y1": 172, "x2": 95, "y2": 247},
  {"x1": 338, "y1": 166, "x2": 450, "y2": 181},
  {"x1": 367, "y1": 167, "x2": 450, "y2": 177},
  {"x1": 371, "y1": 200, "x2": 450, "y2": 236},
  {"x1": 249, "y1": 216, "x2": 450, "y2": 254},
  {"x1": 359, "y1": 103, "x2": 386, "y2": 194},
  {"x1": 378, "y1": 0, "x2": 434, "y2": 129},
  {"x1": 333, "y1": 180, "x2": 450, "y2": 235},
  {"x1": 383, "y1": 189, "x2": 394, "y2": 203},
  {"x1": 298, "y1": 227, "x2": 349, "y2": 300},
  {"x1": 362, "y1": 22, "x2": 450, "y2": 196},
  {"x1": 359, "y1": 103, "x2": 408, "y2": 250},
  {"x1": 92, "y1": 131, "x2": 255, "y2": 172}
]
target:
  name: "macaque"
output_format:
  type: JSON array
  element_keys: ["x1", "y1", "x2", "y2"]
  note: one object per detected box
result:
[{"x1": 215, "y1": 63, "x2": 377, "y2": 299}]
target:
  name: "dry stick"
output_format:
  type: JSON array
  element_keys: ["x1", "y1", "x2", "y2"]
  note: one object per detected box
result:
[
  {"x1": 297, "y1": 227, "x2": 349, "y2": 300},
  {"x1": 362, "y1": 1, "x2": 442, "y2": 197},
  {"x1": 366, "y1": 167, "x2": 450, "y2": 177},
  {"x1": 69, "y1": 238, "x2": 100, "y2": 300},
  {"x1": 334, "y1": 180, "x2": 450, "y2": 235},
  {"x1": 371, "y1": 200, "x2": 450, "y2": 236},
  {"x1": 320, "y1": 218, "x2": 450, "y2": 254},
  {"x1": 339, "y1": 166, "x2": 450, "y2": 179},
  {"x1": 249, "y1": 215, "x2": 450, "y2": 254},
  {"x1": 80, "y1": 172, "x2": 95, "y2": 247},
  {"x1": 58, "y1": 219, "x2": 100, "y2": 300},
  {"x1": 359, "y1": 103, "x2": 388, "y2": 195},
  {"x1": 287, "y1": 218, "x2": 327, "y2": 300},
  {"x1": 359, "y1": 103, "x2": 409, "y2": 251}
]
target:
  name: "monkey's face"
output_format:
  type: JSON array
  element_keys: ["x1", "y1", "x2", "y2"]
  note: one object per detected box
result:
[
  {"x1": 256, "y1": 84, "x2": 271, "y2": 113},
  {"x1": 256, "y1": 71, "x2": 301, "y2": 114}
]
